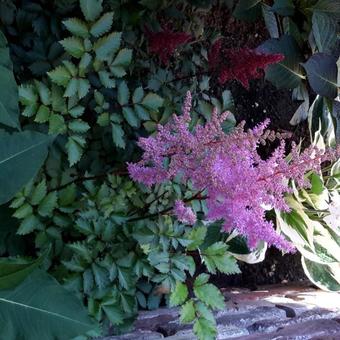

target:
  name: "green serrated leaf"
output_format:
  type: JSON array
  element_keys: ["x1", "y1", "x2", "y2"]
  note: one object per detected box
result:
[
  {"x1": 49, "y1": 114, "x2": 66, "y2": 134},
  {"x1": 188, "y1": 226, "x2": 207, "y2": 251},
  {"x1": 134, "y1": 104, "x2": 150, "y2": 120},
  {"x1": 180, "y1": 300, "x2": 196, "y2": 323},
  {"x1": 117, "y1": 81, "x2": 129, "y2": 105},
  {"x1": 94, "y1": 32, "x2": 122, "y2": 61},
  {"x1": 38, "y1": 191, "x2": 58, "y2": 217},
  {"x1": 34, "y1": 81, "x2": 51, "y2": 106},
  {"x1": 111, "y1": 123, "x2": 125, "y2": 148},
  {"x1": 59, "y1": 184, "x2": 77, "y2": 206},
  {"x1": 35, "y1": 105, "x2": 50, "y2": 123},
  {"x1": 132, "y1": 87, "x2": 144, "y2": 104},
  {"x1": 102, "y1": 305, "x2": 124, "y2": 325},
  {"x1": 98, "y1": 71, "x2": 115, "y2": 88},
  {"x1": 17, "y1": 214, "x2": 41, "y2": 235},
  {"x1": 193, "y1": 317, "x2": 217, "y2": 340},
  {"x1": 60, "y1": 37, "x2": 85, "y2": 59},
  {"x1": 141, "y1": 93, "x2": 164, "y2": 111},
  {"x1": 30, "y1": 179, "x2": 47, "y2": 205},
  {"x1": 80, "y1": 0, "x2": 103, "y2": 22},
  {"x1": 64, "y1": 79, "x2": 78, "y2": 98},
  {"x1": 169, "y1": 281, "x2": 188, "y2": 307},
  {"x1": 122, "y1": 107, "x2": 139, "y2": 127},
  {"x1": 194, "y1": 283, "x2": 225, "y2": 310},
  {"x1": 19, "y1": 85, "x2": 37, "y2": 106},
  {"x1": 48, "y1": 67, "x2": 71, "y2": 87},
  {"x1": 13, "y1": 203, "x2": 33, "y2": 219},
  {"x1": 78, "y1": 78, "x2": 90, "y2": 99},
  {"x1": 90, "y1": 12, "x2": 113, "y2": 37},
  {"x1": 68, "y1": 120, "x2": 90, "y2": 133},
  {"x1": 194, "y1": 273, "x2": 210, "y2": 287},
  {"x1": 66, "y1": 136, "x2": 86, "y2": 166},
  {"x1": 112, "y1": 48, "x2": 132, "y2": 67},
  {"x1": 63, "y1": 18, "x2": 89, "y2": 38},
  {"x1": 97, "y1": 112, "x2": 110, "y2": 126}
]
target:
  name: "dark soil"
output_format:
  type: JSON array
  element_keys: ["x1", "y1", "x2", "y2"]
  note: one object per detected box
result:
[{"x1": 210, "y1": 13, "x2": 310, "y2": 289}]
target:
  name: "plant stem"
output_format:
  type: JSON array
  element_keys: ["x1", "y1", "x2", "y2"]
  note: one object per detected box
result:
[{"x1": 127, "y1": 190, "x2": 208, "y2": 222}]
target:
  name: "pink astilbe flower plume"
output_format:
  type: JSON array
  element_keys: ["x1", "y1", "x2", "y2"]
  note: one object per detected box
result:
[
  {"x1": 128, "y1": 92, "x2": 340, "y2": 251},
  {"x1": 208, "y1": 39, "x2": 284, "y2": 89},
  {"x1": 145, "y1": 27, "x2": 192, "y2": 65},
  {"x1": 174, "y1": 200, "x2": 197, "y2": 225}
]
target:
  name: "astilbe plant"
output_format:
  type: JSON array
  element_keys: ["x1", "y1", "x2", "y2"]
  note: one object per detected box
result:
[
  {"x1": 145, "y1": 27, "x2": 192, "y2": 65},
  {"x1": 129, "y1": 92, "x2": 339, "y2": 251},
  {"x1": 208, "y1": 39, "x2": 284, "y2": 89}
]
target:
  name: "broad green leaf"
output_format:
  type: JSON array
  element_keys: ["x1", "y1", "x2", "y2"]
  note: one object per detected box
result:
[
  {"x1": 90, "y1": 12, "x2": 113, "y2": 37},
  {"x1": 301, "y1": 257, "x2": 340, "y2": 291},
  {"x1": 0, "y1": 65, "x2": 20, "y2": 129},
  {"x1": 0, "y1": 254, "x2": 45, "y2": 289},
  {"x1": 117, "y1": 81, "x2": 129, "y2": 105},
  {"x1": 303, "y1": 53, "x2": 338, "y2": 99},
  {"x1": 141, "y1": 93, "x2": 164, "y2": 111},
  {"x1": 312, "y1": 12, "x2": 337, "y2": 53},
  {"x1": 0, "y1": 131, "x2": 52, "y2": 204},
  {"x1": 63, "y1": 18, "x2": 89, "y2": 38},
  {"x1": 233, "y1": 0, "x2": 262, "y2": 21},
  {"x1": 0, "y1": 31, "x2": 12, "y2": 69},
  {"x1": 262, "y1": 4, "x2": 279, "y2": 38},
  {"x1": 60, "y1": 37, "x2": 85, "y2": 58},
  {"x1": 313, "y1": 0, "x2": 340, "y2": 19},
  {"x1": 194, "y1": 283, "x2": 225, "y2": 309},
  {"x1": 169, "y1": 281, "x2": 188, "y2": 306},
  {"x1": 111, "y1": 123, "x2": 125, "y2": 149},
  {"x1": 290, "y1": 84, "x2": 310, "y2": 125},
  {"x1": 260, "y1": 35, "x2": 304, "y2": 89},
  {"x1": 94, "y1": 32, "x2": 122, "y2": 61},
  {"x1": 180, "y1": 300, "x2": 196, "y2": 323},
  {"x1": 0, "y1": 270, "x2": 99, "y2": 339},
  {"x1": 282, "y1": 17, "x2": 303, "y2": 47},
  {"x1": 272, "y1": 0, "x2": 295, "y2": 16},
  {"x1": 80, "y1": 0, "x2": 103, "y2": 22}
]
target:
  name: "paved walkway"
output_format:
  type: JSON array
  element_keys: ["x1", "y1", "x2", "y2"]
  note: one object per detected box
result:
[{"x1": 103, "y1": 283, "x2": 340, "y2": 339}]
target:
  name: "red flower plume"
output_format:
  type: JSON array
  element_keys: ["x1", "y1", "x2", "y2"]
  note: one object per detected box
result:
[
  {"x1": 145, "y1": 27, "x2": 192, "y2": 65},
  {"x1": 209, "y1": 39, "x2": 284, "y2": 89}
]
